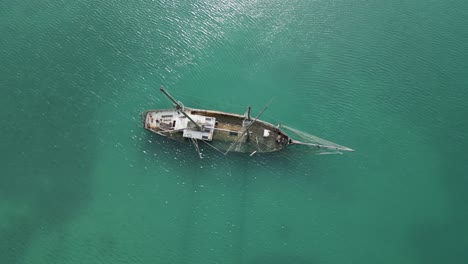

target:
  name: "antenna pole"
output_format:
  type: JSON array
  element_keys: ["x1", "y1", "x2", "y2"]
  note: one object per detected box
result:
[{"x1": 160, "y1": 87, "x2": 201, "y2": 129}]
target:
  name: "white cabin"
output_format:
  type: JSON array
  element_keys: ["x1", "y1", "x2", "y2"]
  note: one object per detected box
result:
[{"x1": 145, "y1": 110, "x2": 216, "y2": 141}]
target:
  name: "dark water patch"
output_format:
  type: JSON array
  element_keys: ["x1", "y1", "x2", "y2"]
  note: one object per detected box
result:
[
  {"x1": 410, "y1": 220, "x2": 468, "y2": 264},
  {"x1": 248, "y1": 254, "x2": 317, "y2": 264},
  {"x1": 138, "y1": 128, "x2": 356, "y2": 211},
  {"x1": 0, "y1": 90, "x2": 95, "y2": 263},
  {"x1": 359, "y1": 4, "x2": 468, "y2": 262},
  {"x1": 0, "y1": 0, "x2": 159, "y2": 262},
  {"x1": 96, "y1": 232, "x2": 121, "y2": 259}
]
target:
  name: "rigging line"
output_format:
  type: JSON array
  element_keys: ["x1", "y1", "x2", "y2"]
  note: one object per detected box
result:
[
  {"x1": 262, "y1": 112, "x2": 286, "y2": 126},
  {"x1": 224, "y1": 98, "x2": 274, "y2": 155},
  {"x1": 224, "y1": 155, "x2": 232, "y2": 176},
  {"x1": 191, "y1": 138, "x2": 203, "y2": 159},
  {"x1": 200, "y1": 140, "x2": 225, "y2": 155},
  {"x1": 292, "y1": 140, "x2": 354, "y2": 152},
  {"x1": 169, "y1": 90, "x2": 248, "y2": 110},
  {"x1": 200, "y1": 140, "x2": 233, "y2": 177}
]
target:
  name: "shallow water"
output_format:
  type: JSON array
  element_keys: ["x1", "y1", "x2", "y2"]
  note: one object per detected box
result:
[{"x1": 1, "y1": 0, "x2": 468, "y2": 263}]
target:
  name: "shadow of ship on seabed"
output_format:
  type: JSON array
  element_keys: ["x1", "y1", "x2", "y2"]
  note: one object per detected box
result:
[
  {"x1": 137, "y1": 130, "x2": 329, "y2": 264},
  {"x1": 139, "y1": 129, "x2": 308, "y2": 176}
]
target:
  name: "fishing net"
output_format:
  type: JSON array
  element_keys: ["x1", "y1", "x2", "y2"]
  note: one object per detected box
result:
[{"x1": 281, "y1": 125, "x2": 354, "y2": 153}]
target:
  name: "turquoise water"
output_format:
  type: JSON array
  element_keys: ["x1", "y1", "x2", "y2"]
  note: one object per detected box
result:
[{"x1": 1, "y1": 0, "x2": 468, "y2": 263}]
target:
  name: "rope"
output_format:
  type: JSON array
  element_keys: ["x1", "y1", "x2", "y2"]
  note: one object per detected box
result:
[
  {"x1": 200, "y1": 140, "x2": 225, "y2": 155},
  {"x1": 191, "y1": 138, "x2": 203, "y2": 159}
]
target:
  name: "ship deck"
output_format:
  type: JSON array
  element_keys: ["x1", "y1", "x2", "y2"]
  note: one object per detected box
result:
[{"x1": 144, "y1": 107, "x2": 290, "y2": 153}]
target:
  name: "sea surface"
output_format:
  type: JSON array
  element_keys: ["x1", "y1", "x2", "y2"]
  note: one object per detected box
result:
[{"x1": 1, "y1": 1, "x2": 468, "y2": 263}]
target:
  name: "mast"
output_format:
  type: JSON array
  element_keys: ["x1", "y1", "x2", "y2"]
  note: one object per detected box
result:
[
  {"x1": 244, "y1": 106, "x2": 251, "y2": 120},
  {"x1": 224, "y1": 99, "x2": 273, "y2": 155},
  {"x1": 160, "y1": 87, "x2": 201, "y2": 129},
  {"x1": 243, "y1": 106, "x2": 252, "y2": 141}
]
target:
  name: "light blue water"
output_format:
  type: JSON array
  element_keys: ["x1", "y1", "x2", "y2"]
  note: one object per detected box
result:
[{"x1": 1, "y1": 0, "x2": 468, "y2": 263}]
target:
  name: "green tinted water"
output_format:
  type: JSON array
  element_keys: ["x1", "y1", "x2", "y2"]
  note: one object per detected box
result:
[{"x1": 1, "y1": 0, "x2": 468, "y2": 263}]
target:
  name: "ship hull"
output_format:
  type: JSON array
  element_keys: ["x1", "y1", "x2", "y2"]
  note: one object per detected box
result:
[{"x1": 143, "y1": 107, "x2": 291, "y2": 153}]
